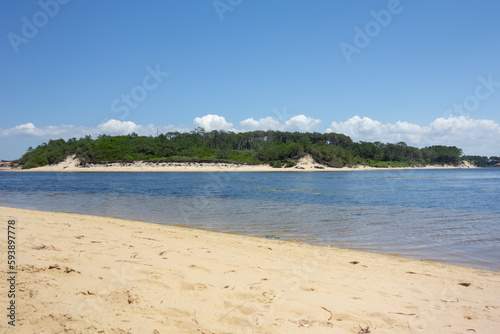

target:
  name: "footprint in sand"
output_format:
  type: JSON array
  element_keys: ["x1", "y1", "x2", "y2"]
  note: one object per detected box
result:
[{"x1": 48, "y1": 264, "x2": 80, "y2": 274}]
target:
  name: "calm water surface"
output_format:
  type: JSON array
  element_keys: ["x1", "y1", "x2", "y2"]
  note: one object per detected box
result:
[{"x1": 1, "y1": 169, "x2": 499, "y2": 270}]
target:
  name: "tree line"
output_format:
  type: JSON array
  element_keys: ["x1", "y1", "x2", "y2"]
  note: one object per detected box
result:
[{"x1": 17, "y1": 129, "x2": 476, "y2": 169}]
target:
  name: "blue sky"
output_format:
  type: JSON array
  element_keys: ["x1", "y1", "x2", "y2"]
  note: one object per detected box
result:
[{"x1": 1, "y1": 0, "x2": 500, "y2": 160}]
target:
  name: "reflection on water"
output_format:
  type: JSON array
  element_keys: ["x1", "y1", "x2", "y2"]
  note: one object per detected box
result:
[{"x1": 1, "y1": 169, "x2": 500, "y2": 270}]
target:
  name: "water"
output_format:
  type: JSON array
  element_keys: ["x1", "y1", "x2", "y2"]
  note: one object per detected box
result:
[{"x1": 1, "y1": 169, "x2": 499, "y2": 270}]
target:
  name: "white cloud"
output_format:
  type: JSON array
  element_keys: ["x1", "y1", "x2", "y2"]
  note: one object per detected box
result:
[
  {"x1": 0, "y1": 122, "x2": 75, "y2": 137},
  {"x1": 91, "y1": 120, "x2": 185, "y2": 137},
  {"x1": 327, "y1": 115, "x2": 500, "y2": 156},
  {"x1": 284, "y1": 115, "x2": 321, "y2": 132},
  {"x1": 240, "y1": 114, "x2": 321, "y2": 132},
  {"x1": 193, "y1": 114, "x2": 235, "y2": 132},
  {"x1": 96, "y1": 119, "x2": 139, "y2": 134},
  {"x1": 240, "y1": 116, "x2": 284, "y2": 131}
]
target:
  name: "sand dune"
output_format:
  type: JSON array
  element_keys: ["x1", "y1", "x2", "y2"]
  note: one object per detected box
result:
[{"x1": 1, "y1": 206, "x2": 498, "y2": 333}]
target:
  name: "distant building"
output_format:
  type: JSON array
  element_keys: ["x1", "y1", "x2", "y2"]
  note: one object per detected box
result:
[{"x1": 0, "y1": 161, "x2": 14, "y2": 167}]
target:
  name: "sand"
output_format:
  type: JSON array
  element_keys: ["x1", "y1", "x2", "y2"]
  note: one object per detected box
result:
[
  {"x1": 1, "y1": 206, "x2": 499, "y2": 333},
  {"x1": 11, "y1": 154, "x2": 477, "y2": 172}
]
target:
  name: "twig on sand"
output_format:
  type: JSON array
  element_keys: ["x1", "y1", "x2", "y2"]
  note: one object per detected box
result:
[
  {"x1": 321, "y1": 307, "x2": 333, "y2": 321},
  {"x1": 388, "y1": 312, "x2": 416, "y2": 316},
  {"x1": 219, "y1": 301, "x2": 249, "y2": 321},
  {"x1": 193, "y1": 310, "x2": 198, "y2": 325},
  {"x1": 358, "y1": 325, "x2": 370, "y2": 333}
]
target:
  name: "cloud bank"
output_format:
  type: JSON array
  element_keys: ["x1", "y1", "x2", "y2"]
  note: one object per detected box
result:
[
  {"x1": 1, "y1": 115, "x2": 499, "y2": 156},
  {"x1": 326, "y1": 115, "x2": 500, "y2": 156},
  {"x1": 0, "y1": 120, "x2": 186, "y2": 139}
]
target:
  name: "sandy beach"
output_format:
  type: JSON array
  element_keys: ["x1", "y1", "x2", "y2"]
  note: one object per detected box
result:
[
  {"x1": 10, "y1": 154, "x2": 477, "y2": 172},
  {"x1": 1, "y1": 206, "x2": 499, "y2": 333}
]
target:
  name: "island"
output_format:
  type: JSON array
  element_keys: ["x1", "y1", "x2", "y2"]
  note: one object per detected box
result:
[{"x1": 8, "y1": 129, "x2": 499, "y2": 171}]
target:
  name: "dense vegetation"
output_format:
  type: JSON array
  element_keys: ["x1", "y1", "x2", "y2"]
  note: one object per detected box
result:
[
  {"x1": 17, "y1": 129, "x2": 478, "y2": 169},
  {"x1": 462, "y1": 155, "x2": 500, "y2": 167}
]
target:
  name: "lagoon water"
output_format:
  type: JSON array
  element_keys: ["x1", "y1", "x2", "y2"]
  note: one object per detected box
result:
[{"x1": 1, "y1": 169, "x2": 499, "y2": 270}]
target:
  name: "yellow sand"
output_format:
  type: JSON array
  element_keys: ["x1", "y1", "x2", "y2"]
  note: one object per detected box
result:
[
  {"x1": 0, "y1": 206, "x2": 498, "y2": 333},
  {"x1": 12, "y1": 154, "x2": 477, "y2": 172}
]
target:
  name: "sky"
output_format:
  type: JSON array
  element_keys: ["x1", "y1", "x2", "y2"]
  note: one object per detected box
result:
[{"x1": 1, "y1": 0, "x2": 500, "y2": 160}]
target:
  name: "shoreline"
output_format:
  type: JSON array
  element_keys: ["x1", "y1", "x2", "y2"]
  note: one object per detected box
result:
[
  {"x1": 6, "y1": 154, "x2": 478, "y2": 172},
  {"x1": 2, "y1": 204, "x2": 497, "y2": 271},
  {"x1": 1, "y1": 206, "x2": 499, "y2": 333}
]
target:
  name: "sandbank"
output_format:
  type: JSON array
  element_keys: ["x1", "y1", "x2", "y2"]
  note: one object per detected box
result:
[
  {"x1": 0, "y1": 206, "x2": 498, "y2": 333},
  {"x1": 11, "y1": 155, "x2": 477, "y2": 172}
]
